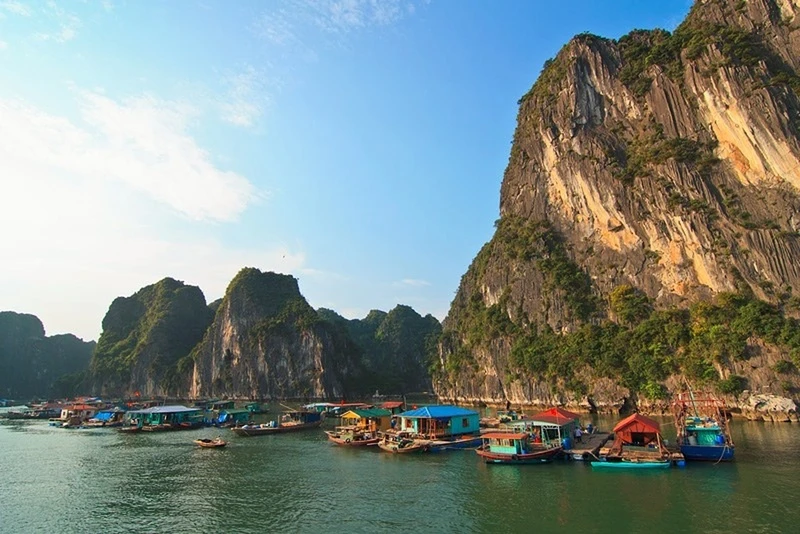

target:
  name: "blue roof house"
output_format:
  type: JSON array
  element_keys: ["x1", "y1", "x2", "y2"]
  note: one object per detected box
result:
[{"x1": 395, "y1": 405, "x2": 480, "y2": 439}]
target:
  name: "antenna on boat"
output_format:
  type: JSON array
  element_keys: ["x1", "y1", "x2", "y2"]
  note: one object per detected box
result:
[{"x1": 686, "y1": 381, "x2": 699, "y2": 419}]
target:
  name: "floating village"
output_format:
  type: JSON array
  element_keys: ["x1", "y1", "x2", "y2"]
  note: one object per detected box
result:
[{"x1": 0, "y1": 391, "x2": 735, "y2": 468}]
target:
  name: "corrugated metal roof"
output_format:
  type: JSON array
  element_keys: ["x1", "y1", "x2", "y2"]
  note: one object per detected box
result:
[
  {"x1": 398, "y1": 405, "x2": 478, "y2": 419},
  {"x1": 127, "y1": 405, "x2": 201, "y2": 415}
]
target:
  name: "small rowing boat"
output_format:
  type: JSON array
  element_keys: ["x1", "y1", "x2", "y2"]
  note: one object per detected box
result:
[{"x1": 194, "y1": 437, "x2": 227, "y2": 448}]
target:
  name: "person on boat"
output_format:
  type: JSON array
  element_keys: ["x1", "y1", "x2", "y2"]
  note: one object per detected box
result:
[
  {"x1": 574, "y1": 426, "x2": 582, "y2": 443},
  {"x1": 586, "y1": 422, "x2": 594, "y2": 435}
]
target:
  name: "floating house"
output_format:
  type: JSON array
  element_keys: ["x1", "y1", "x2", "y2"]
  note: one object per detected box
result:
[
  {"x1": 340, "y1": 408, "x2": 393, "y2": 433},
  {"x1": 592, "y1": 413, "x2": 677, "y2": 469},
  {"x1": 125, "y1": 405, "x2": 204, "y2": 429},
  {"x1": 394, "y1": 405, "x2": 480, "y2": 439}
]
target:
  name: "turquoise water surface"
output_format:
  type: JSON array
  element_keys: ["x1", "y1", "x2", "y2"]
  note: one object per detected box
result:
[{"x1": 1, "y1": 413, "x2": 799, "y2": 533}]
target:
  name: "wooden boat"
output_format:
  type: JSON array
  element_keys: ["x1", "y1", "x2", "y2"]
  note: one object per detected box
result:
[
  {"x1": 476, "y1": 432, "x2": 563, "y2": 464},
  {"x1": 194, "y1": 437, "x2": 227, "y2": 448},
  {"x1": 377, "y1": 432, "x2": 428, "y2": 453},
  {"x1": 673, "y1": 392, "x2": 735, "y2": 462},
  {"x1": 230, "y1": 410, "x2": 323, "y2": 437},
  {"x1": 592, "y1": 413, "x2": 675, "y2": 470},
  {"x1": 325, "y1": 426, "x2": 380, "y2": 446},
  {"x1": 590, "y1": 458, "x2": 671, "y2": 470}
]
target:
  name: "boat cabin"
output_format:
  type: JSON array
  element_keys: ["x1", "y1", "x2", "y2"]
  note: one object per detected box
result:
[
  {"x1": 502, "y1": 406, "x2": 580, "y2": 447},
  {"x1": 394, "y1": 405, "x2": 480, "y2": 438},
  {"x1": 60, "y1": 404, "x2": 98, "y2": 421},
  {"x1": 209, "y1": 400, "x2": 235, "y2": 411},
  {"x1": 216, "y1": 408, "x2": 252, "y2": 426},
  {"x1": 88, "y1": 408, "x2": 126, "y2": 425},
  {"x1": 245, "y1": 402, "x2": 268, "y2": 414},
  {"x1": 481, "y1": 432, "x2": 532, "y2": 455}
]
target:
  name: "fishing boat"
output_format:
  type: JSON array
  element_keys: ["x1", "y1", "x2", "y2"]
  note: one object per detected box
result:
[
  {"x1": 673, "y1": 391, "x2": 735, "y2": 461},
  {"x1": 230, "y1": 410, "x2": 323, "y2": 437},
  {"x1": 325, "y1": 426, "x2": 380, "y2": 446},
  {"x1": 476, "y1": 432, "x2": 563, "y2": 464},
  {"x1": 377, "y1": 431, "x2": 428, "y2": 453},
  {"x1": 194, "y1": 437, "x2": 227, "y2": 448},
  {"x1": 591, "y1": 413, "x2": 676, "y2": 470}
]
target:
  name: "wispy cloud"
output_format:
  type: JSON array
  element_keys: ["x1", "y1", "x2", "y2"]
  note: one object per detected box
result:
[
  {"x1": 1, "y1": 91, "x2": 258, "y2": 221},
  {"x1": 253, "y1": 0, "x2": 425, "y2": 52},
  {"x1": 396, "y1": 278, "x2": 431, "y2": 287},
  {"x1": 0, "y1": 40, "x2": 7, "y2": 51},
  {"x1": 0, "y1": 91, "x2": 295, "y2": 339},
  {"x1": 0, "y1": 1, "x2": 32, "y2": 16},
  {"x1": 219, "y1": 65, "x2": 270, "y2": 128},
  {"x1": 34, "y1": 2, "x2": 81, "y2": 42}
]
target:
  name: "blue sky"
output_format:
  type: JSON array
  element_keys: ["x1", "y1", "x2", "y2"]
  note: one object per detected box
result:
[{"x1": 0, "y1": 0, "x2": 693, "y2": 341}]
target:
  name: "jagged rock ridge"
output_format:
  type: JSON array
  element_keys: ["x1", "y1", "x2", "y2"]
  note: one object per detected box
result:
[
  {"x1": 188, "y1": 268, "x2": 364, "y2": 400},
  {"x1": 434, "y1": 0, "x2": 800, "y2": 420},
  {"x1": 318, "y1": 305, "x2": 442, "y2": 395},
  {"x1": 90, "y1": 277, "x2": 213, "y2": 398}
]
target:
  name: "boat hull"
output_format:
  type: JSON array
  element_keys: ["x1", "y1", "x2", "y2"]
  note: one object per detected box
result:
[
  {"x1": 231, "y1": 421, "x2": 322, "y2": 436},
  {"x1": 428, "y1": 435, "x2": 483, "y2": 452},
  {"x1": 680, "y1": 445, "x2": 734, "y2": 461},
  {"x1": 590, "y1": 460, "x2": 671, "y2": 470},
  {"x1": 377, "y1": 439, "x2": 427, "y2": 453},
  {"x1": 195, "y1": 439, "x2": 227, "y2": 448},
  {"x1": 477, "y1": 446, "x2": 563, "y2": 464},
  {"x1": 325, "y1": 432, "x2": 380, "y2": 447}
]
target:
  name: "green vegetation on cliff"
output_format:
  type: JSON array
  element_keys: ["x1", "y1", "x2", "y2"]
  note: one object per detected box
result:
[
  {"x1": 0, "y1": 311, "x2": 94, "y2": 399},
  {"x1": 440, "y1": 287, "x2": 800, "y2": 399},
  {"x1": 318, "y1": 305, "x2": 441, "y2": 395},
  {"x1": 90, "y1": 278, "x2": 213, "y2": 395}
]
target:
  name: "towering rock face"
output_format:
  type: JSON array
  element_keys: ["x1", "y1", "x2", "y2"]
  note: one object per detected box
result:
[
  {"x1": 318, "y1": 305, "x2": 442, "y2": 395},
  {"x1": 435, "y1": 0, "x2": 800, "y2": 419},
  {"x1": 90, "y1": 278, "x2": 213, "y2": 398},
  {"x1": 0, "y1": 311, "x2": 95, "y2": 399},
  {"x1": 188, "y1": 268, "x2": 363, "y2": 400}
]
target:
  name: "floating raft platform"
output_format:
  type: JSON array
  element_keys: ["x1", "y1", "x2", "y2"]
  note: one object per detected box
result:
[{"x1": 564, "y1": 432, "x2": 612, "y2": 461}]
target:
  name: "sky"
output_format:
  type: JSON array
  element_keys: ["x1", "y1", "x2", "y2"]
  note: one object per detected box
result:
[{"x1": 0, "y1": 0, "x2": 693, "y2": 341}]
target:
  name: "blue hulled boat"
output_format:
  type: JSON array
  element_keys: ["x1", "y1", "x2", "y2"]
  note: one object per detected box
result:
[{"x1": 673, "y1": 393, "x2": 734, "y2": 462}]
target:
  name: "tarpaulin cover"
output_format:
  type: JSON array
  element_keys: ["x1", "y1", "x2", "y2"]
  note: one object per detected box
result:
[{"x1": 530, "y1": 407, "x2": 580, "y2": 425}]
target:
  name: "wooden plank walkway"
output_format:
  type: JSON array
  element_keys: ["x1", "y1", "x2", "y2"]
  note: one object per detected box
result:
[{"x1": 564, "y1": 431, "x2": 612, "y2": 461}]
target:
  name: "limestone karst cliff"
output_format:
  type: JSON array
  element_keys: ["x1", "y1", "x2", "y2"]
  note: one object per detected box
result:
[
  {"x1": 187, "y1": 268, "x2": 364, "y2": 400},
  {"x1": 90, "y1": 277, "x2": 214, "y2": 398},
  {"x1": 434, "y1": 0, "x2": 800, "y2": 420},
  {"x1": 0, "y1": 311, "x2": 95, "y2": 399}
]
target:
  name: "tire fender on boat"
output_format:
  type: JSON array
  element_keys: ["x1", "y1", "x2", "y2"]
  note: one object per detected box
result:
[
  {"x1": 423, "y1": 445, "x2": 430, "y2": 452},
  {"x1": 511, "y1": 454, "x2": 519, "y2": 461},
  {"x1": 392, "y1": 446, "x2": 398, "y2": 452},
  {"x1": 345, "y1": 438, "x2": 351, "y2": 444}
]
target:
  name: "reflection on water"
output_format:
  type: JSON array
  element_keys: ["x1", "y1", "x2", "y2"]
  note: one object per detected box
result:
[{"x1": 2, "y1": 414, "x2": 800, "y2": 533}]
